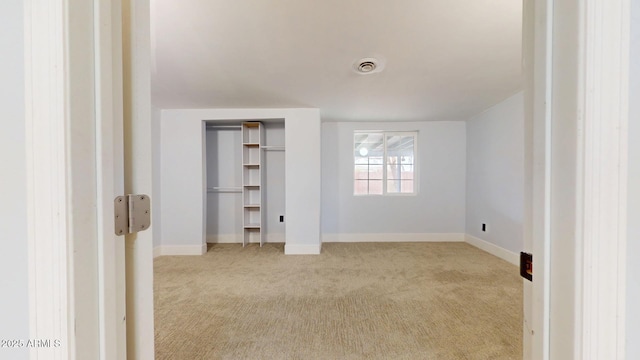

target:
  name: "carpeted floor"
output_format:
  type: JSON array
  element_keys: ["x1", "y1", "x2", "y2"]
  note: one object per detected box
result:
[{"x1": 154, "y1": 242, "x2": 522, "y2": 359}]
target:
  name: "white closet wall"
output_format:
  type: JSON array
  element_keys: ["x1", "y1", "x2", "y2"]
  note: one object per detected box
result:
[
  {"x1": 263, "y1": 121, "x2": 286, "y2": 242},
  {"x1": 206, "y1": 127, "x2": 243, "y2": 242}
]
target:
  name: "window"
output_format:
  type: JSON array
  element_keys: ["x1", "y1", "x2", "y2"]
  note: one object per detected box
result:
[{"x1": 354, "y1": 131, "x2": 417, "y2": 195}]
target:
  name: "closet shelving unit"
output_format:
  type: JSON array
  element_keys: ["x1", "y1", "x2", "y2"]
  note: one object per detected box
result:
[{"x1": 241, "y1": 122, "x2": 265, "y2": 246}]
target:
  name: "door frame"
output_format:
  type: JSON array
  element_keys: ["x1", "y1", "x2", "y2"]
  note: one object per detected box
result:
[
  {"x1": 24, "y1": 0, "x2": 74, "y2": 357},
  {"x1": 24, "y1": 0, "x2": 150, "y2": 358},
  {"x1": 522, "y1": 0, "x2": 552, "y2": 358},
  {"x1": 24, "y1": 0, "x2": 630, "y2": 358},
  {"x1": 564, "y1": 0, "x2": 629, "y2": 357},
  {"x1": 95, "y1": 0, "x2": 127, "y2": 359},
  {"x1": 526, "y1": 0, "x2": 630, "y2": 358},
  {"x1": 25, "y1": 0, "x2": 103, "y2": 358}
]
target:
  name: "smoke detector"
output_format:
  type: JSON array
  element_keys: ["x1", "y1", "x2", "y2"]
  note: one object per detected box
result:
[{"x1": 353, "y1": 57, "x2": 384, "y2": 75}]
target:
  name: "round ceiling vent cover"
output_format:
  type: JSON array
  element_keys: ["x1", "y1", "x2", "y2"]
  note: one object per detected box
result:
[
  {"x1": 357, "y1": 61, "x2": 376, "y2": 73},
  {"x1": 353, "y1": 57, "x2": 384, "y2": 75}
]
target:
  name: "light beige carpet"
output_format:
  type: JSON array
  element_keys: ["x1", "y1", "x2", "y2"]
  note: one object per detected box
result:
[{"x1": 154, "y1": 242, "x2": 522, "y2": 359}]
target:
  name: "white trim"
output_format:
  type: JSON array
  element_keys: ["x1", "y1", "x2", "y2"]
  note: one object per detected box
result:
[
  {"x1": 154, "y1": 244, "x2": 207, "y2": 257},
  {"x1": 122, "y1": 0, "x2": 155, "y2": 358},
  {"x1": 321, "y1": 233, "x2": 465, "y2": 243},
  {"x1": 284, "y1": 244, "x2": 322, "y2": 255},
  {"x1": 579, "y1": 0, "x2": 629, "y2": 357},
  {"x1": 95, "y1": 0, "x2": 126, "y2": 358},
  {"x1": 524, "y1": 1, "x2": 553, "y2": 358},
  {"x1": 206, "y1": 234, "x2": 242, "y2": 243},
  {"x1": 24, "y1": 1, "x2": 72, "y2": 358},
  {"x1": 464, "y1": 235, "x2": 519, "y2": 266},
  {"x1": 206, "y1": 234, "x2": 286, "y2": 244}
]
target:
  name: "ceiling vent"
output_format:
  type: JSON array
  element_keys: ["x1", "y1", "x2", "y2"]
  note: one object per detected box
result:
[
  {"x1": 357, "y1": 61, "x2": 376, "y2": 73},
  {"x1": 353, "y1": 57, "x2": 384, "y2": 75}
]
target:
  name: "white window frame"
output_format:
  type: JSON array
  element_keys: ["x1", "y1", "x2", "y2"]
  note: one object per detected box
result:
[{"x1": 353, "y1": 131, "x2": 418, "y2": 196}]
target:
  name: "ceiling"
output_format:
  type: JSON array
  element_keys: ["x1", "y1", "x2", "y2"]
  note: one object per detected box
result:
[{"x1": 151, "y1": 0, "x2": 522, "y2": 122}]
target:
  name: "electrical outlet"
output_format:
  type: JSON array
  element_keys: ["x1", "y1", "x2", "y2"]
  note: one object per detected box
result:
[{"x1": 279, "y1": 215, "x2": 284, "y2": 223}]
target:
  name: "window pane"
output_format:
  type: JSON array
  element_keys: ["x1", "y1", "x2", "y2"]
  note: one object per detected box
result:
[
  {"x1": 386, "y1": 135, "x2": 414, "y2": 157},
  {"x1": 368, "y1": 156, "x2": 383, "y2": 165},
  {"x1": 386, "y1": 162, "x2": 400, "y2": 181},
  {"x1": 355, "y1": 133, "x2": 384, "y2": 158},
  {"x1": 401, "y1": 165, "x2": 414, "y2": 180},
  {"x1": 354, "y1": 156, "x2": 369, "y2": 164},
  {"x1": 369, "y1": 165, "x2": 383, "y2": 180},
  {"x1": 354, "y1": 180, "x2": 369, "y2": 195},
  {"x1": 355, "y1": 132, "x2": 383, "y2": 145},
  {"x1": 387, "y1": 179, "x2": 400, "y2": 193},
  {"x1": 388, "y1": 180, "x2": 414, "y2": 193},
  {"x1": 369, "y1": 180, "x2": 383, "y2": 195},
  {"x1": 401, "y1": 156, "x2": 413, "y2": 165},
  {"x1": 354, "y1": 133, "x2": 369, "y2": 144},
  {"x1": 354, "y1": 165, "x2": 369, "y2": 179},
  {"x1": 401, "y1": 180, "x2": 414, "y2": 193}
]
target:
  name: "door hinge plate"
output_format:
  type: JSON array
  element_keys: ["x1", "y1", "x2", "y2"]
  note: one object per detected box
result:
[{"x1": 114, "y1": 194, "x2": 151, "y2": 236}]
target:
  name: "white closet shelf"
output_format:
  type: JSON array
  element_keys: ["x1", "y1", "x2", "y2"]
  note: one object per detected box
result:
[{"x1": 242, "y1": 121, "x2": 264, "y2": 247}]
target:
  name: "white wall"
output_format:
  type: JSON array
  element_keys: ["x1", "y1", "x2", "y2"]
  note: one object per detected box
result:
[
  {"x1": 284, "y1": 112, "x2": 321, "y2": 252},
  {"x1": 321, "y1": 121, "x2": 466, "y2": 241},
  {"x1": 161, "y1": 108, "x2": 321, "y2": 254},
  {"x1": 262, "y1": 122, "x2": 286, "y2": 241},
  {"x1": 205, "y1": 122, "x2": 285, "y2": 243},
  {"x1": 627, "y1": 2, "x2": 640, "y2": 358},
  {"x1": 152, "y1": 106, "x2": 162, "y2": 248},
  {"x1": 0, "y1": 1, "x2": 29, "y2": 359},
  {"x1": 205, "y1": 127, "x2": 243, "y2": 241},
  {"x1": 160, "y1": 110, "x2": 204, "y2": 251},
  {"x1": 465, "y1": 93, "x2": 524, "y2": 254}
]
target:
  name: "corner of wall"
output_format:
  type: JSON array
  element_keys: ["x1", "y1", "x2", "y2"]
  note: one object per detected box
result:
[
  {"x1": 464, "y1": 234, "x2": 519, "y2": 266},
  {"x1": 464, "y1": 92, "x2": 525, "y2": 255}
]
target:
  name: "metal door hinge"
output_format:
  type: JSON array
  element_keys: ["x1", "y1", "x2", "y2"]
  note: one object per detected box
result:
[{"x1": 114, "y1": 194, "x2": 151, "y2": 236}]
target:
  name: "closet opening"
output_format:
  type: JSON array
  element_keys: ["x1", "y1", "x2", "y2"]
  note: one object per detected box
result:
[{"x1": 204, "y1": 119, "x2": 286, "y2": 247}]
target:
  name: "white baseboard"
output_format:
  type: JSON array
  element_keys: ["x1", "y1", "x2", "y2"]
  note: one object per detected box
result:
[
  {"x1": 284, "y1": 244, "x2": 322, "y2": 255},
  {"x1": 206, "y1": 233, "x2": 285, "y2": 244},
  {"x1": 321, "y1": 233, "x2": 465, "y2": 243},
  {"x1": 206, "y1": 234, "x2": 241, "y2": 243},
  {"x1": 153, "y1": 244, "x2": 207, "y2": 257},
  {"x1": 464, "y1": 234, "x2": 519, "y2": 266}
]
